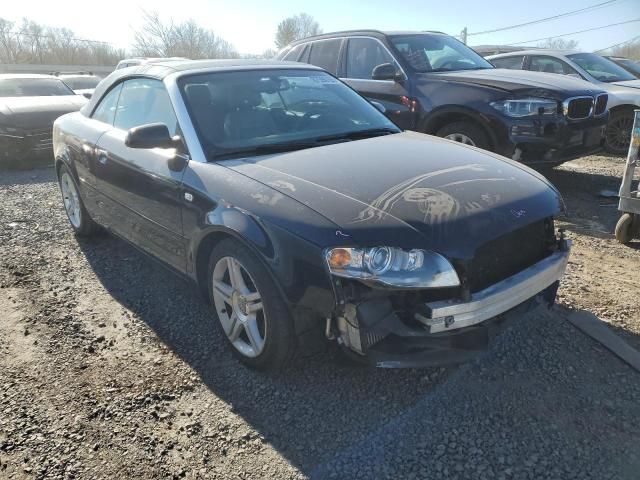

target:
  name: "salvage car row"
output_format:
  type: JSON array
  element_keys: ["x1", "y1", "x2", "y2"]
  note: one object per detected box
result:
[{"x1": 1, "y1": 29, "x2": 638, "y2": 371}]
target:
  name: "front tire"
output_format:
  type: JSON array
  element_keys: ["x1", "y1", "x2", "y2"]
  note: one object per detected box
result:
[
  {"x1": 57, "y1": 164, "x2": 99, "y2": 237},
  {"x1": 436, "y1": 121, "x2": 490, "y2": 150},
  {"x1": 605, "y1": 110, "x2": 634, "y2": 155},
  {"x1": 207, "y1": 238, "x2": 296, "y2": 371}
]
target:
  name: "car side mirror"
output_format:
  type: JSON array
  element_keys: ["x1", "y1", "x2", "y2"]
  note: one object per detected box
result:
[
  {"x1": 372, "y1": 63, "x2": 402, "y2": 81},
  {"x1": 125, "y1": 123, "x2": 181, "y2": 150},
  {"x1": 370, "y1": 101, "x2": 386, "y2": 113}
]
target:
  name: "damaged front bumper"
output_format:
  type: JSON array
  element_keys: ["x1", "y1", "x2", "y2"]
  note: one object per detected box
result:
[
  {"x1": 0, "y1": 127, "x2": 54, "y2": 167},
  {"x1": 332, "y1": 241, "x2": 571, "y2": 368}
]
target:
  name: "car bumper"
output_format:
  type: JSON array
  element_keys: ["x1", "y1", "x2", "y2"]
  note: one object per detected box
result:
[
  {"x1": 0, "y1": 129, "x2": 53, "y2": 167},
  {"x1": 345, "y1": 242, "x2": 571, "y2": 368},
  {"x1": 490, "y1": 113, "x2": 608, "y2": 164}
]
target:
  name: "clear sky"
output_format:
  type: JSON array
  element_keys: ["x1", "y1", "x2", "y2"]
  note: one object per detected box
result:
[{"x1": 2, "y1": 0, "x2": 639, "y2": 54}]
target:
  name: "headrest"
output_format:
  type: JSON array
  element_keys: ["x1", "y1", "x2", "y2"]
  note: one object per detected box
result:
[
  {"x1": 185, "y1": 84, "x2": 212, "y2": 105},
  {"x1": 229, "y1": 85, "x2": 263, "y2": 109}
]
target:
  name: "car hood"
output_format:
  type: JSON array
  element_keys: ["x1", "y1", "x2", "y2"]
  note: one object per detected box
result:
[
  {"x1": 423, "y1": 68, "x2": 600, "y2": 97},
  {"x1": 0, "y1": 95, "x2": 87, "y2": 129},
  {"x1": 224, "y1": 131, "x2": 562, "y2": 260},
  {"x1": 611, "y1": 79, "x2": 640, "y2": 89}
]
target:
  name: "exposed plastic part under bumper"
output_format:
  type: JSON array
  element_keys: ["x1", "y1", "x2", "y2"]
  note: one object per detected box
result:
[
  {"x1": 353, "y1": 242, "x2": 571, "y2": 368},
  {"x1": 416, "y1": 243, "x2": 571, "y2": 334}
]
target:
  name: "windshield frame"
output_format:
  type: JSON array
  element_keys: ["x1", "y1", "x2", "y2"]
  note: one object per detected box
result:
[
  {"x1": 388, "y1": 33, "x2": 495, "y2": 74},
  {"x1": 177, "y1": 68, "x2": 400, "y2": 161},
  {"x1": 567, "y1": 53, "x2": 636, "y2": 83}
]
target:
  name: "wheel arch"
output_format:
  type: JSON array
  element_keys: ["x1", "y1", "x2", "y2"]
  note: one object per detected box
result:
[{"x1": 420, "y1": 106, "x2": 497, "y2": 150}]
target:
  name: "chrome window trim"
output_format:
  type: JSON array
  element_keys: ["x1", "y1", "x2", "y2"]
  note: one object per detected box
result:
[{"x1": 563, "y1": 95, "x2": 594, "y2": 120}]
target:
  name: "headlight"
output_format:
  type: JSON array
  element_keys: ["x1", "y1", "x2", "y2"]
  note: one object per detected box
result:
[
  {"x1": 490, "y1": 97, "x2": 558, "y2": 117},
  {"x1": 325, "y1": 246, "x2": 460, "y2": 288}
]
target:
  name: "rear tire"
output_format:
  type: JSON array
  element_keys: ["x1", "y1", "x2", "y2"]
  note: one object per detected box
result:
[
  {"x1": 614, "y1": 213, "x2": 638, "y2": 244},
  {"x1": 57, "y1": 164, "x2": 99, "y2": 237},
  {"x1": 436, "y1": 121, "x2": 490, "y2": 150},
  {"x1": 207, "y1": 238, "x2": 296, "y2": 371},
  {"x1": 605, "y1": 110, "x2": 634, "y2": 155}
]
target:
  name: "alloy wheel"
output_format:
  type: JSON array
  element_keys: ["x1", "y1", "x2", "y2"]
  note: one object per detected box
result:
[
  {"x1": 212, "y1": 256, "x2": 266, "y2": 358},
  {"x1": 444, "y1": 133, "x2": 476, "y2": 146},
  {"x1": 60, "y1": 172, "x2": 82, "y2": 228},
  {"x1": 605, "y1": 116, "x2": 633, "y2": 152}
]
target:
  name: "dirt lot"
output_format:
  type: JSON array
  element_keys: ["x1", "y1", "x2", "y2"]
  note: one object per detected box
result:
[{"x1": 1, "y1": 154, "x2": 639, "y2": 479}]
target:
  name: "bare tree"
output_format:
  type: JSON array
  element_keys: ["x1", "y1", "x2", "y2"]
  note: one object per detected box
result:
[
  {"x1": 606, "y1": 39, "x2": 640, "y2": 60},
  {"x1": 275, "y1": 13, "x2": 321, "y2": 49},
  {"x1": 0, "y1": 16, "x2": 124, "y2": 65},
  {"x1": 132, "y1": 10, "x2": 238, "y2": 59},
  {"x1": 537, "y1": 38, "x2": 579, "y2": 50}
]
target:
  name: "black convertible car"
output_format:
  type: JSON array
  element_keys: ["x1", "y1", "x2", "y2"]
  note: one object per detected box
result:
[{"x1": 53, "y1": 60, "x2": 571, "y2": 370}]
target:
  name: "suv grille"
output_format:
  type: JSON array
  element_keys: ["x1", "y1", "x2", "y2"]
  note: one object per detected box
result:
[
  {"x1": 565, "y1": 97, "x2": 593, "y2": 120},
  {"x1": 594, "y1": 94, "x2": 608, "y2": 116},
  {"x1": 466, "y1": 219, "x2": 555, "y2": 293}
]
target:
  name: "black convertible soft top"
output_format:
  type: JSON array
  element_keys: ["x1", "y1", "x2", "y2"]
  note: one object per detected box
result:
[{"x1": 82, "y1": 59, "x2": 321, "y2": 116}]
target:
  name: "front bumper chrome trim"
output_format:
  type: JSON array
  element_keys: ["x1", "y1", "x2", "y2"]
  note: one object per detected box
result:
[{"x1": 416, "y1": 242, "x2": 571, "y2": 333}]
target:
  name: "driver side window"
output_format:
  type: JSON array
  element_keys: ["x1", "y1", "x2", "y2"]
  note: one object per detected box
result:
[
  {"x1": 91, "y1": 84, "x2": 123, "y2": 125},
  {"x1": 113, "y1": 78, "x2": 179, "y2": 135},
  {"x1": 346, "y1": 38, "x2": 398, "y2": 80}
]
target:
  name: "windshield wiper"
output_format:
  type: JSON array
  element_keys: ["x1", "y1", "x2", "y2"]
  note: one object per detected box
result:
[
  {"x1": 209, "y1": 141, "x2": 318, "y2": 160},
  {"x1": 314, "y1": 127, "x2": 399, "y2": 143}
]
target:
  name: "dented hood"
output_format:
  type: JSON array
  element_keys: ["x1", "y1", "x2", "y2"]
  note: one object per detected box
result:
[{"x1": 225, "y1": 132, "x2": 562, "y2": 259}]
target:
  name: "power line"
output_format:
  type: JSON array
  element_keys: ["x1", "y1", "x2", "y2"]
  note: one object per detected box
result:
[
  {"x1": 594, "y1": 34, "x2": 640, "y2": 52},
  {"x1": 468, "y1": 0, "x2": 620, "y2": 36},
  {"x1": 505, "y1": 19, "x2": 640, "y2": 46},
  {"x1": 8, "y1": 30, "x2": 113, "y2": 46}
]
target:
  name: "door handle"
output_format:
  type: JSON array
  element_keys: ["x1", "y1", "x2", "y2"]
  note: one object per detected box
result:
[{"x1": 96, "y1": 149, "x2": 109, "y2": 165}]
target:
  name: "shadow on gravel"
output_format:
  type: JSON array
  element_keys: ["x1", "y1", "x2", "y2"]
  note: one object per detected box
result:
[{"x1": 76, "y1": 234, "x2": 440, "y2": 474}]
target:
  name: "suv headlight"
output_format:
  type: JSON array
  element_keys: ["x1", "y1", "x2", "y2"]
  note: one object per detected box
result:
[
  {"x1": 490, "y1": 97, "x2": 559, "y2": 117},
  {"x1": 325, "y1": 246, "x2": 460, "y2": 289}
]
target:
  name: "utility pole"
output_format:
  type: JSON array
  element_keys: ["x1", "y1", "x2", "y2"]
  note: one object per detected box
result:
[{"x1": 461, "y1": 27, "x2": 468, "y2": 44}]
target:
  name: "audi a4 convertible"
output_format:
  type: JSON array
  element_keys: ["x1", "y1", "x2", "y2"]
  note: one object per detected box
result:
[{"x1": 53, "y1": 60, "x2": 571, "y2": 370}]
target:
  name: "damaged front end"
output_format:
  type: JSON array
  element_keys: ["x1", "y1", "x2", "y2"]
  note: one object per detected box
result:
[
  {"x1": 0, "y1": 125, "x2": 53, "y2": 168},
  {"x1": 325, "y1": 218, "x2": 570, "y2": 368}
]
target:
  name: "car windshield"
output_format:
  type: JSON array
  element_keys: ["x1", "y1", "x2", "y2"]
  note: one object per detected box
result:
[
  {"x1": 567, "y1": 53, "x2": 636, "y2": 82},
  {"x1": 0, "y1": 78, "x2": 76, "y2": 97},
  {"x1": 179, "y1": 69, "x2": 400, "y2": 159},
  {"x1": 61, "y1": 76, "x2": 100, "y2": 90},
  {"x1": 616, "y1": 58, "x2": 640, "y2": 77},
  {"x1": 390, "y1": 34, "x2": 494, "y2": 73}
]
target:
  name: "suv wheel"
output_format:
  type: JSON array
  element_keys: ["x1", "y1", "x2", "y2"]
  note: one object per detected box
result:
[{"x1": 436, "y1": 121, "x2": 490, "y2": 150}]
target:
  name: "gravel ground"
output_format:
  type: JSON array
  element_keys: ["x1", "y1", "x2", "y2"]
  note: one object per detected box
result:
[{"x1": 1, "y1": 154, "x2": 639, "y2": 479}]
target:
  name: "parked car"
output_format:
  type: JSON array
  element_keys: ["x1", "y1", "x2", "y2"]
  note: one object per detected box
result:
[
  {"x1": 0, "y1": 74, "x2": 87, "y2": 168},
  {"x1": 488, "y1": 50, "x2": 640, "y2": 155},
  {"x1": 54, "y1": 72, "x2": 102, "y2": 99},
  {"x1": 53, "y1": 59, "x2": 571, "y2": 370},
  {"x1": 605, "y1": 56, "x2": 640, "y2": 78},
  {"x1": 115, "y1": 57, "x2": 189, "y2": 70},
  {"x1": 277, "y1": 30, "x2": 609, "y2": 167}
]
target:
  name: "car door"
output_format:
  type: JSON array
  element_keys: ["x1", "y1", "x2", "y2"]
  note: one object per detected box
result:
[
  {"x1": 71, "y1": 83, "x2": 123, "y2": 224},
  {"x1": 95, "y1": 77, "x2": 188, "y2": 273},
  {"x1": 340, "y1": 37, "x2": 414, "y2": 129}
]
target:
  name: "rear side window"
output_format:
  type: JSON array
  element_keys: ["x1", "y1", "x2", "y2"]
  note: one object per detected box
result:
[
  {"x1": 491, "y1": 56, "x2": 524, "y2": 70},
  {"x1": 529, "y1": 56, "x2": 576, "y2": 75},
  {"x1": 308, "y1": 39, "x2": 342, "y2": 74},
  {"x1": 114, "y1": 78, "x2": 178, "y2": 135},
  {"x1": 91, "y1": 84, "x2": 122, "y2": 125},
  {"x1": 346, "y1": 38, "x2": 398, "y2": 79},
  {"x1": 283, "y1": 44, "x2": 305, "y2": 61}
]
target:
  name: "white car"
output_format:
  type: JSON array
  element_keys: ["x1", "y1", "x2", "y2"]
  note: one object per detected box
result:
[
  {"x1": 488, "y1": 50, "x2": 640, "y2": 154},
  {"x1": 115, "y1": 57, "x2": 189, "y2": 70}
]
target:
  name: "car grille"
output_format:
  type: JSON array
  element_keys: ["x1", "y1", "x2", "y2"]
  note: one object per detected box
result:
[
  {"x1": 594, "y1": 94, "x2": 608, "y2": 116},
  {"x1": 466, "y1": 219, "x2": 555, "y2": 293},
  {"x1": 565, "y1": 97, "x2": 593, "y2": 120}
]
